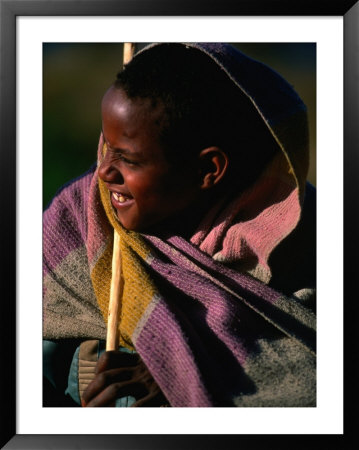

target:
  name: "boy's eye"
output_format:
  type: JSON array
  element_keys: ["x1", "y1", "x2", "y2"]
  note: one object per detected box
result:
[
  {"x1": 108, "y1": 148, "x2": 139, "y2": 166},
  {"x1": 119, "y1": 154, "x2": 136, "y2": 165}
]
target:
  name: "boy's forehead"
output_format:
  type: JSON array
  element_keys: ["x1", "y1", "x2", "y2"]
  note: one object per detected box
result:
[
  {"x1": 102, "y1": 86, "x2": 167, "y2": 127},
  {"x1": 102, "y1": 85, "x2": 125, "y2": 109}
]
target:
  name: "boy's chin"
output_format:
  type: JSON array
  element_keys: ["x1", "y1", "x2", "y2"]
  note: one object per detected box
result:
[
  {"x1": 125, "y1": 219, "x2": 175, "y2": 237},
  {"x1": 116, "y1": 215, "x2": 157, "y2": 234},
  {"x1": 116, "y1": 208, "x2": 197, "y2": 237}
]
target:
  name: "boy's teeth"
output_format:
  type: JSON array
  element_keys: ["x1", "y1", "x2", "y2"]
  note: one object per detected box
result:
[{"x1": 113, "y1": 192, "x2": 127, "y2": 203}]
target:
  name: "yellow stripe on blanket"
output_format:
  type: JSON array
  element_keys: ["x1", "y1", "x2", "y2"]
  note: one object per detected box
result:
[{"x1": 91, "y1": 175, "x2": 158, "y2": 350}]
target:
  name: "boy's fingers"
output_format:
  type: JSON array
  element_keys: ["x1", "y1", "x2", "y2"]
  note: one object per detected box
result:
[
  {"x1": 84, "y1": 380, "x2": 148, "y2": 407},
  {"x1": 131, "y1": 391, "x2": 169, "y2": 407},
  {"x1": 82, "y1": 353, "x2": 169, "y2": 408},
  {"x1": 131, "y1": 393, "x2": 154, "y2": 408},
  {"x1": 82, "y1": 368, "x2": 134, "y2": 405},
  {"x1": 95, "y1": 351, "x2": 139, "y2": 374}
]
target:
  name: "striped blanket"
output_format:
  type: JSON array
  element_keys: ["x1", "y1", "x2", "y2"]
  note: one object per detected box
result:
[{"x1": 43, "y1": 43, "x2": 316, "y2": 406}]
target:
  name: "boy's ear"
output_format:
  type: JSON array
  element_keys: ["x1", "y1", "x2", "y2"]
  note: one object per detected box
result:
[{"x1": 198, "y1": 147, "x2": 229, "y2": 189}]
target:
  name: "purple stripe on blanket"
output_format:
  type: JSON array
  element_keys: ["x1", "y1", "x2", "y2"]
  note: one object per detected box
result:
[
  {"x1": 167, "y1": 235, "x2": 280, "y2": 301},
  {"x1": 143, "y1": 233, "x2": 315, "y2": 354},
  {"x1": 134, "y1": 285, "x2": 259, "y2": 405},
  {"x1": 164, "y1": 236, "x2": 316, "y2": 352},
  {"x1": 43, "y1": 171, "x2": 93, "y2": 276},
  {"x1": 134, "y1": 297, "x2": 213, "y2": 407},
  {"x1": 144, "y1": 234, "x2": 279, "y2": 303},
  {"x1": 148, "y1": 256, "x2": 249, "y2": 366}
]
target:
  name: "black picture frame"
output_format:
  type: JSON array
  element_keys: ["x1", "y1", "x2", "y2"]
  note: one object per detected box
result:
[{"x1": 1, "y1": 1, "x2": 357, "y2": 448}]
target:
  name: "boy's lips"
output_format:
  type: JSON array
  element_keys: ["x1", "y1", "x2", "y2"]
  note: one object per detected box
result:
[
  {"x1": 109, "y1": 188, "x2": 135, "y2": 209},
  {"x1": 106, "y1": 183, "x2": 132, "y2": 199},
  {"x1": 112, "y1": 191, "x2": 131, "y2": 203}
]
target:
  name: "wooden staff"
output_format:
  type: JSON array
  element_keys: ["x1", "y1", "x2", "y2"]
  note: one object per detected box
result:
[
  {"x1": 123, "y1": 42, "x2": 135, "y2": 65},
  {"x1": 106, "y1": 43, "x2": 135, "y2": 351},
  {"x1": 106, "y1": 230, "x2": 123, "y2": 351}
]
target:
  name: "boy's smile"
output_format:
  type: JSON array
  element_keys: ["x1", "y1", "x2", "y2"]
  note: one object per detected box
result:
[{"x1": 99, "y1": 86, "x2": 202, "y2": 233}]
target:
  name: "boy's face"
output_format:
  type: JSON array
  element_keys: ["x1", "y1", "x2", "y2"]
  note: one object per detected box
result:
[{"x1": 99, "y1": 86, "x2": 201, "y2": 232}]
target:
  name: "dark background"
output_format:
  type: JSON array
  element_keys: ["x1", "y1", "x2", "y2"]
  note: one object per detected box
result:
[{"x1": 43, "y1": 43, "x2": 316, "y2": 209}]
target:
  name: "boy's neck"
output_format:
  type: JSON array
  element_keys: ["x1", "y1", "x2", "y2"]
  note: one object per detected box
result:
[{"x1": 142, "y1": 191, "x2": 215, "y2": 240}]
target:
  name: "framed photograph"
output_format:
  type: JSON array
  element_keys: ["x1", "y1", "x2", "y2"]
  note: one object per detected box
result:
[{"x1": 1, "y1": 0, "x2": 357, "y2": 448}]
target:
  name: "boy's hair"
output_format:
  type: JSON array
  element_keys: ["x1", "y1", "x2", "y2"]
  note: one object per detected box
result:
[{"x1": 115, "y1": 44, "x2": 279, "y2": 189}]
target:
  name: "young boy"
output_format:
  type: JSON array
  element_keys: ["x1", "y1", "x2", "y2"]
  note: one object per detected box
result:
[{"x1": 43, "y1": 43, "x2": 316, "y2": 407}]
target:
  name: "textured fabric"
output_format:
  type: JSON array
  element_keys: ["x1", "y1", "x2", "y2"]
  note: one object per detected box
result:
[
  {"x1": 43, "y1": 43, "x2": 316, "y2": 406},
  {"x1": 78, "y1": 340, "x2": 99, "y2": 400},
  {"x1": 65, "y1": 345, "x2": 82, "y2": 404}
]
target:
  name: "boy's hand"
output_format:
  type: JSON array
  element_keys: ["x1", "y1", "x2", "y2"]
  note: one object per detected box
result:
[{"x1": 81, "y1": 351, "x2": 169, "y2": 407}]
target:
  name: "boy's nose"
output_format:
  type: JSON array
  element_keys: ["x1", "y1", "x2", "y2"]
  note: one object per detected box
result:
[{"x1": 98, "y1": 157, "x2": 124, "y2": 184}]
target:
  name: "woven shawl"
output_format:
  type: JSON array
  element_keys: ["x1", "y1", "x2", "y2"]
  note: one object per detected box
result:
[{"x1": 43, "y1": 43, "x2": 316, "y2": 406}]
